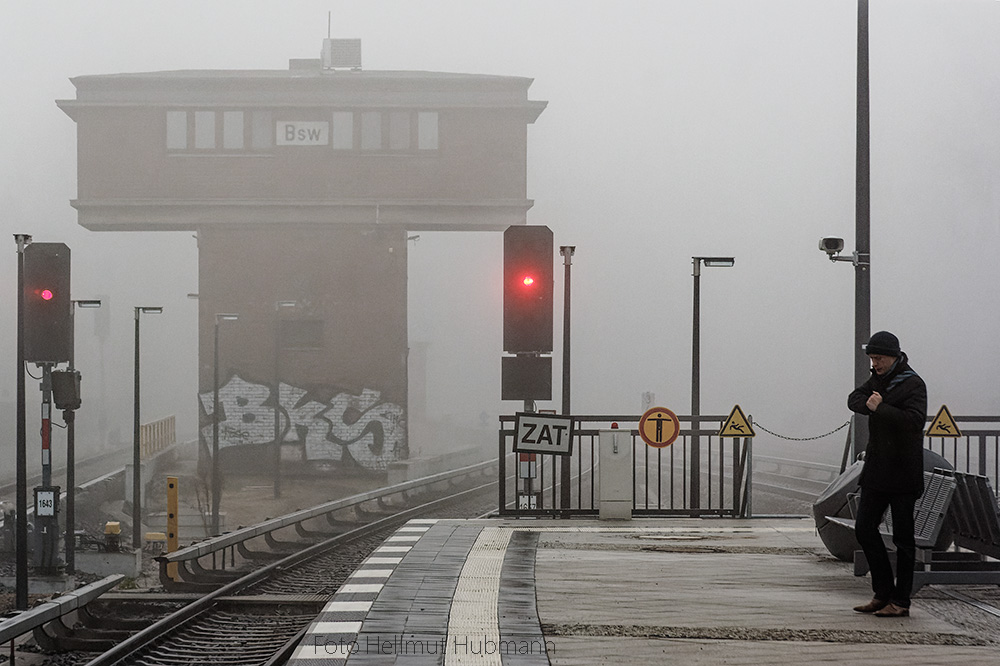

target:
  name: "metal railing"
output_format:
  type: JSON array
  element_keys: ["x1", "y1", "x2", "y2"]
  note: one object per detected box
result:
[
  {"x1": 498, "y1": 414, "x2": 752, "y2": 518},
  {"x1": 156, "y1": 459, "x2": 495, "y2": 590},
  {"x1": 140, "y1": 414, "x2": 176, "y2": 460},
  {"x1": 0, "y1": 574, "x2": 123, "y2": 645},
  {"x1": 924, "y1": 415, "x2": 1000, "y2": 495}
]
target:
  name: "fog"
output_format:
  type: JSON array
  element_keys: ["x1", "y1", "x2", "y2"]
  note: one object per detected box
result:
[{"x1": 2, "y1": 1, "x2": 999, "y2": 475}]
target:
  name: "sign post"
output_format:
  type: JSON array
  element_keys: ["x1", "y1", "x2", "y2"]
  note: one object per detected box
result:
[{"x1": 719, "y1": 405, "x2": 756, "y2": 518}]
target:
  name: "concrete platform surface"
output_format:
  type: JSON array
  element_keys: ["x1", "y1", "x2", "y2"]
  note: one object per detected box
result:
[{"x1": 288, "y1": 518, "x2": 1000, "y2": 665}]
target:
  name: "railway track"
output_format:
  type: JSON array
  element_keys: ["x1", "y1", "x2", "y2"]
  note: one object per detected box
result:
[
  {"x1": 8, "y1": 462, "x2": 497, "y2": 666},
  {"x1": 9, "y1": 456, "x2": 1000, "y2": 663}
]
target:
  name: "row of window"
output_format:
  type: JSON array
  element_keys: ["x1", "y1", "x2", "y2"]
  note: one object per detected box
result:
[{"x1": 166, "y1": 110, "x2": 439, "y2": 154}]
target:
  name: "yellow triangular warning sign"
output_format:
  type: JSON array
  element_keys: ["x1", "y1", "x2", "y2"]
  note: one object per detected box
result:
[
  {"x1": 926, "y1": 405, "x2": 962, "y2": 438},
  {"x1": 719, "y1": 404, "x2": 755, "y2": 437}
]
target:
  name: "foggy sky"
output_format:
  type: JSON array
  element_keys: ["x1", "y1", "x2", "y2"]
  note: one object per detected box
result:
[{"x1": 2, "y1": 0, "x2": 999, "y2": 471}]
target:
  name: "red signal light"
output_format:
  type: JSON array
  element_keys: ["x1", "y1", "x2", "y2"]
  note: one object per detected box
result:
[
  {"x1": 503, "y1": 225, "x2": 553, "y2": 354},
  {"x1": 40, "y1": 289, "x2": 54, "y2": 301}
]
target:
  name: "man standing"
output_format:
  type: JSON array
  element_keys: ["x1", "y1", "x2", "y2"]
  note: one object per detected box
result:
[{"x1": 848, "y1": 331, "x2": 927, "y2": 617}]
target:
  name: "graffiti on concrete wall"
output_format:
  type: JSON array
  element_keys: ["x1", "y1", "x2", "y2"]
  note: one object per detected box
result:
[{"x1": 200, "y1": 375, "x2": 406, "y2": 471}]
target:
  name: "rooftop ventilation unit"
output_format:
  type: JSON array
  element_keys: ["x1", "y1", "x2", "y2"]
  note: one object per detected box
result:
[{"x1": 322, "y1": 38, "x2": 361, "y2": 70}]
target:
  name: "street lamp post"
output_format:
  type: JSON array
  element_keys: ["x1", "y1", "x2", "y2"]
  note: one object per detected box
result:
[
  {"x1": 817, "y1": 0, "x2": 872, "y2": 462},
  {"x1": 273, "y1": 301, "x2": 297, "y2": 499},
  {"x1": 854, "y1": 0, "x2": 872, "y2": 459},
  {"x1": 14, "y1": 233, "x2": 31, "y2": 610},
  {"x1": 133, "y1": 306, "x2": 162, "y2": 550},
  {"x1": 690, "y1": 256, "x2": 734, "y2": 512},
  {"x1": 65, "y1": 299, "x2": 101, "y2": 574},
  {"x1": 559, "y1": 246, "x2": 575, "y2": 512},
  {"x1": 211, "y1": 313, "x2": 238, "y2": 536}
]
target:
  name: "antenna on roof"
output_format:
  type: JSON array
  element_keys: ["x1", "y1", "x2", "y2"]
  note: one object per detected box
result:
[{"x1": 328, "y1": 11, "x2": 331, "y2": 39}]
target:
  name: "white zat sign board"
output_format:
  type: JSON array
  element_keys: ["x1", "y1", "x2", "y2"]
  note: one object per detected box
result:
[{"x1": 513, "y1": 412, "x2": 575, "y2": 456}]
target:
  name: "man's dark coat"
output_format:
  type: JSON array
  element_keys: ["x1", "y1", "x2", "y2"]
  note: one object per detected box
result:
[{"x1": 848, "y1": 352, "x2": 927, "y2": 496}]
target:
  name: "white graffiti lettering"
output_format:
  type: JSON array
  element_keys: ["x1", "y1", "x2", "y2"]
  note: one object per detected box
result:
[{"x1": 200, "y1": 375, "x2": 406, "y2": 470}]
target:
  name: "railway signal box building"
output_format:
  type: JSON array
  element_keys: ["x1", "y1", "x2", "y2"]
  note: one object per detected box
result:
[{"x1": 57, "y1": 50, "x2": 547, "y2": 471}]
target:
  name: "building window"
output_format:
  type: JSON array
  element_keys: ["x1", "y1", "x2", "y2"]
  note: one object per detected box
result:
[
  {"x1": 418, "y1": 112, "x2": 438, "y2": 150},
  {"x1": 332, "y1": 111, "x2": 353, "y2": 150},
  {"x1": 223, "y1": 111, "x2": 244, "y2": 150},
  {"x1": 166, "y1": 111, "x2": 188, "y2": 150},
  {"x1": 166, "y1": 110, "x2": 272, "y2": 153},
  {"x1": 166, "y1": 108, "x2": 437, "y2": 154}
]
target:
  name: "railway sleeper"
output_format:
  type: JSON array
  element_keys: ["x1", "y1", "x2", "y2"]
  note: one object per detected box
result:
[
  {"x1": 265, "y1": 622, "x2": 313, "y2": 666},
  {"x1": 152, "y1": 645, "x2": 278, "y2": 661},
  {"x1": 217, "y1": 597, "x2": 327, "y2": 614}
]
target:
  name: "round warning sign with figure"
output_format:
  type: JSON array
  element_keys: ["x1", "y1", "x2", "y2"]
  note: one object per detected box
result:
[{"x1": 639, "y1": 406, "x2": 680, "y2": 448}]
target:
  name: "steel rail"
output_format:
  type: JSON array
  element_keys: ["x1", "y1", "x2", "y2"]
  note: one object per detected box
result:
[
  {"x1": 938, "y1": 588, "x2": 1000, "y2": 619},
  {"x1": 84, "y1": 481, "x2": 495, "y2": 666}
]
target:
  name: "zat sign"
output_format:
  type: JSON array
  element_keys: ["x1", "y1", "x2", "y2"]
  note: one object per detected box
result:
[{"x1": 513, "y1": 412, "x2": 575, "y2": 456}]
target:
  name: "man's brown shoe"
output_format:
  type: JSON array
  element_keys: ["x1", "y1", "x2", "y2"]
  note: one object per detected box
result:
[
  {"x1": 853, "y1": 598, "x2": 889, "y2": 613},
  {"x1": 874, "y1": 603, "x2": 910, "y2": 617}
]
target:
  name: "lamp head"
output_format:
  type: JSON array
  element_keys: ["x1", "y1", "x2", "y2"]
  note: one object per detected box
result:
[{"x1": 701, "y1": 257, "x2": 735, "y2": 268}]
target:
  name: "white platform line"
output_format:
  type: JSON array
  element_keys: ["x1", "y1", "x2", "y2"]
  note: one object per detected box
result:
[
  {"x1": 309, "y1": 620, "x2": 363, "y2": 634},
  {"x1": 322, "y1": 599, "x2": 373, "y2": 613},
  {"x1": 338, "y1": 583, "x2": 384, "y2": 594},
  {"x1": 365, "y1": 557, "x2": 402, "y2": 565},
  {"x1": 350, "y1": 568, "x2": 394, "y2": 579}
]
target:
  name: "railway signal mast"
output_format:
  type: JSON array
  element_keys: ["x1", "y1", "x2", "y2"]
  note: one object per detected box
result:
[
  {"x1": 502, "y1": 226, "x2": 554, "y2": 512},
  {"x1": 22, "y1": 242, "x2": 73, "y2": 578}
]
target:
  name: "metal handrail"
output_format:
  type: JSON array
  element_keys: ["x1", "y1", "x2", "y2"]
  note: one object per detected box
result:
[
  {"x1": 158, "y1": 459, "x2": 495, "y2": 565},
  {"x1": 0, "y1": 574, "x2": 123, "y2": 644}
]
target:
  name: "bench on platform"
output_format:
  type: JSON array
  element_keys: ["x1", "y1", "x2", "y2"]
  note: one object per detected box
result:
[{"x1": 826, "y1": 469, "x2": 1000, "y2": 592}]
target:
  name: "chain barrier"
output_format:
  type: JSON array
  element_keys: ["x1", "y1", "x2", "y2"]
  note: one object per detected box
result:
[{"x1": 751, "y1": 417, "x2": 851, "y2": 442}]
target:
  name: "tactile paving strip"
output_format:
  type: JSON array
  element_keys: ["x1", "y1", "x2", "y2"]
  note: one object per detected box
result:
[
  {"x1": 287, "y1": 521, "x2": 550, "y2": 665},
  {"x1": 445, "y1": 527, "x2": 512, "y2": 665}
]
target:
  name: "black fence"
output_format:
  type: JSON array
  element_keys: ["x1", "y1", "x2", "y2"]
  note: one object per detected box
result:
[
  {"x1": 498, "y1": 414, "x2": 753, "y2": 518},
  {"x1": 924, "y1": 415, "x2": 1000, "y2": 494}
]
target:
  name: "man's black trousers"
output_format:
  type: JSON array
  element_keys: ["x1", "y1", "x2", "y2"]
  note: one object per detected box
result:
[{"x1": 855, "y1": 487, "x2": 920, "y2": 607}]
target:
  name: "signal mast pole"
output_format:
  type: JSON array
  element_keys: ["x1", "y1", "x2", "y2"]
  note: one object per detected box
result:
[{"x1": 14, "y1": 233, "x2": 31, "y2": 609}]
